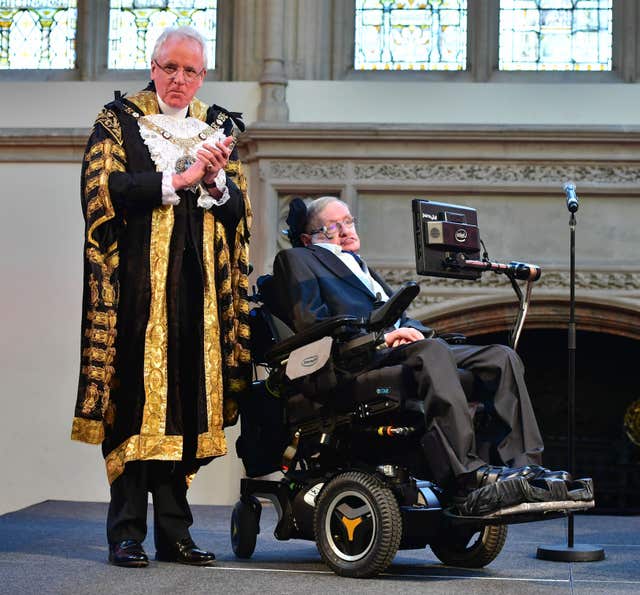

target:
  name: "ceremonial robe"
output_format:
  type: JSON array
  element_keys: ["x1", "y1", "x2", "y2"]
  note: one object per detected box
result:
[{"x1": 71, "y1": 86, "x2": 251, "y2": 484}]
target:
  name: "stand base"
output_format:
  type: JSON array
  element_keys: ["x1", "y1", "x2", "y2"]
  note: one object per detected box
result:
[{"x1": 536, "y1": 544, "x2": 605, "y2": 562}]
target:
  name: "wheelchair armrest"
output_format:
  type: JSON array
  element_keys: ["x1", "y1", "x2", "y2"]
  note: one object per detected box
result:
[
  {"x1": 265, "y1": 314, "x2": 361, "y2": 365},
  {"x1": 437, "y1": 332, "x2": 467, "y2": 345}
]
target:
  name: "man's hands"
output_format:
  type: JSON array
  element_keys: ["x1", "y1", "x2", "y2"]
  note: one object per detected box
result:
[
  {"x1": 172, "y1": 135, "x2": 234, "y2": 191},
  {"x1": 384, "y1": 327, "x2": 425, "y2": 348},
  {"x1": 199, "y1": 135, "x2": 234, "y2": 186}
]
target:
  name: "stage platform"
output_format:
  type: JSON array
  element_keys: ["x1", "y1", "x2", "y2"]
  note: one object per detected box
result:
[{"x1": 1, "y1": 500, "x2": 638, "y2": 594}]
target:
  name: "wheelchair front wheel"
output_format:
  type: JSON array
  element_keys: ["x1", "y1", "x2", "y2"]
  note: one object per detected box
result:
[
  {"x1": 231, "y1": 496, "x2": 261, "y2": 559},
  {"x1": 430, "y1": 523, "x2": 507, "y2": 568},
  {"x1": 314, "y1": 471, "x2": 402, "y2": 578}
]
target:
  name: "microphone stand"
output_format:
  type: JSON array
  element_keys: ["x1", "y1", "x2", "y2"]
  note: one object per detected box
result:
[{"x1": 536, "y1": 192, "x2": 604, "y2": 562}]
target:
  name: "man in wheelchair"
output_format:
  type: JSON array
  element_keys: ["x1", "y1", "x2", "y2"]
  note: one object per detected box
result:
[
  {"x1": 232, "y1": 196, "x2": 593, "y2": 578},
  {"x1": 266, "y1": 196, "x2": 591, "y2": 516}
]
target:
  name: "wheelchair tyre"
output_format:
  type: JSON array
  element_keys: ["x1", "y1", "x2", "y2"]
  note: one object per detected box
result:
[
  {"x1": 313, "y1": 471, "x2": 402, "y2": 578},
  {"x1": 430, "y1": 523, "x2": 507, "y2": 568},
  {"x1": 231, "y1": 496, "x2": 261, "y2": 559}
]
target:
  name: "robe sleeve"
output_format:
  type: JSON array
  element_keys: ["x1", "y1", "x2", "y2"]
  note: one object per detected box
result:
[
  {"x1": 108, "y1": 170, "x2": 163, "y2": 211},
  {"x1": 72, "y1": 109, "x2": 126, "y2": 444}
]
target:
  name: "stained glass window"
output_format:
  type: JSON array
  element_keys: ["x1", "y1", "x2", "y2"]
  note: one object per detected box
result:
[
  {"x1": 354, "y1": 0, "x2": 467, "y2": 71},
  {"x1": 0, "y1": 1, "x2": 76, "y2": 69},
  {"x1": 108, "y1": 1, "x2": 217, "y2": 70},
  {"x1": 499, "y1": 0, "x2": 612, "y2": 71}
]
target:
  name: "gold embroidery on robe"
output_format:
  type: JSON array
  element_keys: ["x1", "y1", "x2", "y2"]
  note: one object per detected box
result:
[
  {"x1": 85, "y1": 141, "x2": 125, "y2": 248},
  {"x1": 198, "y1": 210, "x2": 227, "y2": 459},
  {"x1": 105, "y1": 435, "x2": 184, "y2": 484},
  {"x1": 95, "y1": 108, "x2": 123, "y2": 145},
  {"x1": 142, "y1": 205, "x2": 174, "y2": 438}
]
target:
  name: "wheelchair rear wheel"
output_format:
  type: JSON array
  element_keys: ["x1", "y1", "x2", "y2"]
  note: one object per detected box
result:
[
  {"x1": 314, "y1": 471, "x2": 402, "y2": 578},
  {"x1": 231, "y1": 496, "x2": 261, "y2": 559},
  {"x1": 430, "y1": 523, "x2": 507, "y2": 568}
]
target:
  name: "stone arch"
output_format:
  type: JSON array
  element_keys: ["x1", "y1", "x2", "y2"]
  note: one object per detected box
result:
[{"x1": 416, "y1": 296, "x2": 640, "y2": 341}]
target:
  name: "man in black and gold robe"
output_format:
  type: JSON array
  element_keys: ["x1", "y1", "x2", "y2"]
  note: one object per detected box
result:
[{"x1": 71, "y1": 26, "x2": 251, "y2": 567}]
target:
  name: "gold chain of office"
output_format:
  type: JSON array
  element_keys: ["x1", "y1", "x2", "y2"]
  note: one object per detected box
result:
[
  {"x1": 138, "y1": 116, "x2": 217, "y2": 151},
  {"x1": 123, "y1": 105, "x2": 231, "y2": 174}
]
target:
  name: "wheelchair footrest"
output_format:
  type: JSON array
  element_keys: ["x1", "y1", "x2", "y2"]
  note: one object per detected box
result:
[
  {"x1": 455, "y1": 476, "x2": 594, "y2": 517},
  {"x1": 487, "y1": 498, "x2": 595, "y2": 518}
]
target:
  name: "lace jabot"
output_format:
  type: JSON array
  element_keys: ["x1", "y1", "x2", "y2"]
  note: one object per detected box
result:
[{"x1": 138, "y1": 114, "x2": 226, "y2": 174}]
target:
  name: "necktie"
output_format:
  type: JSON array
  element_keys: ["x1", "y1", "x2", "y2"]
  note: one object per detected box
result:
[{"x1": 345, "y1": 250, "x2": 367, "y2": 272}]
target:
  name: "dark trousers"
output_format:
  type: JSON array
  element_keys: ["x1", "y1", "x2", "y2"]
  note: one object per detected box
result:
[
  {"x1": 106, "y1": 460, "x2": 193, "y2": 547},
  {"x1": 107, "y1": 241, "x2": 203, "y2": 547},
  {"x1": 376, "y1": 338, "x2": 544, "y2": 484}
]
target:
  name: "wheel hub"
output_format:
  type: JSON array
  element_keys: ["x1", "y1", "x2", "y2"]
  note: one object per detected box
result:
[{"x1": 325, "y1": 491, "x2": 376, "y2": 562}]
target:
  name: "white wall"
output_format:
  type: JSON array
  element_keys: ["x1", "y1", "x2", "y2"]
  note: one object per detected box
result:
[
  {"x1": 3, "y1": 80, "x2": 636, "y2": 129},
  {"x1": 288, "y1": 81, "x2": 640, "y2": 126},
  {"x1": 0, "y1": 81, "x2": 260, "y2": 128}
]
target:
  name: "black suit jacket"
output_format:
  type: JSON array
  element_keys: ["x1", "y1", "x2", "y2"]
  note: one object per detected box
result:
[{"x1": 271, "y1": 245, "x2": 431, "y2": 335}]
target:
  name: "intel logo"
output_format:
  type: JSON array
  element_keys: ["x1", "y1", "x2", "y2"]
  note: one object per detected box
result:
[{"x1": 455, "y1": 229, "x2": 468, "y2": 242}]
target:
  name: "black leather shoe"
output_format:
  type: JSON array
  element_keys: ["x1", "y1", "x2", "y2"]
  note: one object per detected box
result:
[
  {"x1": 527, "y1": 465, "x2": 572, "y2": 482},
  {"x1": 108, "y1": 539, "x2": 149, "y2": 568},
  {"x1": 456, "y1": 465, "x2": 526, "y2": 496},
  {"x1": 155, "y1": 538, "x2": 215, "y2": 566},
  {"x1": 457, "y1": 465, "x2": 571, "y2": 497}
]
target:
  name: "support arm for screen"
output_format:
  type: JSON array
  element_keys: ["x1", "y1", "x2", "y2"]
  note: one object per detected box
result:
[{"x1": 450, "y1": 255, "x2": 541, "y2": 351}]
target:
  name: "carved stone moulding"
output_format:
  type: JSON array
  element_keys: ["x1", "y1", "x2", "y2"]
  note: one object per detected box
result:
[
  {"x1": 376, "y1": 267, "x2": 640, "y2": 292},
  {"x1": 262, "y1": 158, "x2": 640, "y2": 195},
  {"x1": 352, "y1": 162, "x2": 640, "y2": 188},
  {"x1": 268, "y1": 160, "x2": 347, "y2": 181}
]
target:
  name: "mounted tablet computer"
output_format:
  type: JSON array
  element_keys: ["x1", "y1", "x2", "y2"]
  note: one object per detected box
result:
[{"x1": 412, "y1": 199, "x2": 481, "y2": 280}]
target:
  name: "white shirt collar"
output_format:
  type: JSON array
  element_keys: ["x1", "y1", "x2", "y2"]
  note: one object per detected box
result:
[
  {"x1": 311, "y1": 242, "x2": 392, "y2": 319},
  {"x1": 313, "y1": 242, "x2": 343, "y2": 255},
  {"x1": 156, "y1": 94, "x2": 189, "y2": 119}
]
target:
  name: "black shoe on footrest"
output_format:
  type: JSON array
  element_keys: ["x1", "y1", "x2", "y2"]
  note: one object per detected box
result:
[
  {"x1": 156, "y1": 537, "x2": 215, "y2": 566},
  {"x1": 527, "y1": 465, "x2": 572, "y2": 482},
  {"x1": 529, "y1": 476, "x2": 594, "y2": 501},
  {"x1": 456, "y1": 475, "x2": 595, "y2": 517},
  {"x1": 455, "y1": 465, "x2": 533, "y2": 495},
  {"x1": 459, "y1": 464, "x2": 572, "y2": 489}
]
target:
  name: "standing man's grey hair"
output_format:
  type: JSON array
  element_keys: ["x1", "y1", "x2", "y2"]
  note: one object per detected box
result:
[
  {"x1": 305, "y1": 196, "x2": 350, "y2": 232},
  {"x1": 152, "y1": 26, "x2": 208, "y2": 68}
]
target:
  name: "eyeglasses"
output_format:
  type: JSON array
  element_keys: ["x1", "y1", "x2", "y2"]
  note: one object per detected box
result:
[
  {"x1": 309, "y1": 217, "x2": 357, "y2": 239},
  {"x1": 153, "y1": 60, "x2": 205, "y2": 83}
]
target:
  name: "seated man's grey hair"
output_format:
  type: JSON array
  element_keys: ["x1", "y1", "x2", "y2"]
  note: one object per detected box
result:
[
  {"x1": 305, "y1": 196, "x2": 349, "y2": 233},
  {"x1": 152, "y1": 26, "x2": 208, "y2": 68}
]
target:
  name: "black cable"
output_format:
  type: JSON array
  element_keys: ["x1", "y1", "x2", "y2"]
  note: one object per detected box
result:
[{"x1": 480, "y1": 238, "x2": 490, "y2": 262}]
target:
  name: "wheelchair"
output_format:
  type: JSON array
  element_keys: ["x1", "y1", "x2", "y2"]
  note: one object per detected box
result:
[
  {"x1": 230, "y1": 277, "x2": 593, "y2": 578},
  {"x1": 231, "y1": 199, "x2": 594, "y2": 577}
]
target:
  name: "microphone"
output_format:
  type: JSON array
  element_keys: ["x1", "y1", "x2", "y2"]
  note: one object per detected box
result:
[{"x1": 563, "y1": 181, "x2": 579, "y2": 213}]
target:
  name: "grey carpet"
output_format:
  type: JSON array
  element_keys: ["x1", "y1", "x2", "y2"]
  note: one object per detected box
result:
[{"x1": 0, "y1": 500, "x2": 638, "y2": 594}]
